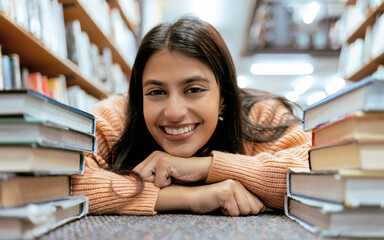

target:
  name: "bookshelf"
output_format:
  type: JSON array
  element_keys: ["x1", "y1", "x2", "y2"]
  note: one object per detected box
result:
[
  {"x1": 0, "y1": 12, "x2": 108, "y2": 99},
  {"x1": 345, "y1": 2, "x2": 384, "y2": 44},
  {"x1": 342, "y1": 1, "x2": 384, "y2": 81},
  {"x1": 58, "y1": 0, "x2": 132, "y2": 75},
  {"x1": 107, "y1": 0, "x2": 138, "y2": 36}
]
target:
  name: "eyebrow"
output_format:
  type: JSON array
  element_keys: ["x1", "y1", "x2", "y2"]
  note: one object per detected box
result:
[{"x1": 143, "y1": 76, "x2": 210, "y2": 88}]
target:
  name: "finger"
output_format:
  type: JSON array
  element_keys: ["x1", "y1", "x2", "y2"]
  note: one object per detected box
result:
[
  {"x1": 247, "y1": 193, "x2": 264, "y2": 214},
  {"x1": 233, "y1": 183, "x2": 252, "y2": 216},
  {"x1": 222, "y1": 192, "x2": 240, "y2": 216},
  {"x1": 154, "y1": 165, "x2": 172, "y2": 188}
]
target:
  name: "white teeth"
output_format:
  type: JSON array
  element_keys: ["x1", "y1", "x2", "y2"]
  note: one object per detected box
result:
[{"x1": 164, "y1": 125, "x2": 196, "y2": 135}]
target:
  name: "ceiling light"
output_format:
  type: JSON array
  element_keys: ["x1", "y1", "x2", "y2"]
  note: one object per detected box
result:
[
  {"x1": 285, "y1": 91, "x2": 298, "y2": 102},
  {"x1": 326, "y1": 76, "x2": 345, "y2": 94},
  {"x1": 307, "y1": 91, "x2": 326, "y2": 106},
  {"x1": 303, "y1": 1, "x2": 320, "y2": 24},
  {"x1": 294, "y1": 75, "x2": 314, "y2": 95},
  {"x1": 250, "y1": 63, "x2": 314, "y2": 75},
  {"x1": 237, "y1": 75, "x2": 248, "y2": 88}
]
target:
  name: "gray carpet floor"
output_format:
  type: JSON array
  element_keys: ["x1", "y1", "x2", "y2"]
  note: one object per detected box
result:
[{"x1": 37, "y1": 212, "x2": 327, "y2": 240}]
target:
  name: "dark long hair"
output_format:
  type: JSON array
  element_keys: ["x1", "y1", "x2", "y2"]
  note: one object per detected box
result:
[
  {"x1": 110, "y1": 16, "x2": 244, "y2": 171},
  {"x1": 109, "y1": 17, "x2": 301, "y2": 197}
]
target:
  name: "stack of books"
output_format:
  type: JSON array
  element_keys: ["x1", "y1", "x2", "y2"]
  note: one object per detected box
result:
[
  {"x1": 0, "y1": 89, "x2": 96, "y2": 239},
  {"x1": 285, "y1": 76, "x2": 384, "y2": 237}
]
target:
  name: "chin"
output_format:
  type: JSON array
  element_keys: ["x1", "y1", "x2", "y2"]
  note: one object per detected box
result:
[{"x1": 164, "y1": 148, "x2": 196, "y2": 158}]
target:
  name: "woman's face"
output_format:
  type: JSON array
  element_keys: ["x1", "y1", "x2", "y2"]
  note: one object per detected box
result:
[{"x1": 142, "y1": 50, "x2": 222, "y2": 157}]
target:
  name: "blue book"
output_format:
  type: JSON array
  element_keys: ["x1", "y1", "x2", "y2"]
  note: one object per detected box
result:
[
  {"x1": 2, "y1": 55, "x2": 12, "y2": 90},
  {"x1": 0, "y1": 89, "x2": 95, "y2": 134},
  {"x1": 303, "y1": 76, "x2": 384, "y2": 131}
]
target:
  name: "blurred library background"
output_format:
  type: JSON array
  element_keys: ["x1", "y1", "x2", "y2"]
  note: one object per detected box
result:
[{"x1": 1, "y1": 0, "x2": 383, "y2": 110}]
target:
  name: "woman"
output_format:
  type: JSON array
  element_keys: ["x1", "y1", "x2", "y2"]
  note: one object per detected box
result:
[{"x1": 71, "y1": 16, "x2": 311, "y2": 216}]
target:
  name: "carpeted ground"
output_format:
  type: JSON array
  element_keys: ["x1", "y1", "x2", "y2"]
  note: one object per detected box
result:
[{"x1": 38, "y1": 212, "x2": 325, "y2": 240}]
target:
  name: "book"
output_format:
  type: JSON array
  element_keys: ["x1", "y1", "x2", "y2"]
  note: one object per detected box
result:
[
  {"x1": 285, "y1": 195, "x2": 384, "y2": 237},
  {"x1": 0, "y1": 145, "x2": 84, "y2": 174},
  {"x1": 308, "y1": 140, "x2": 384, "y2": 171},
  {"x1": 0, "y1": 89, "x2": 95, "y2": 134},
  {"x1": 0, "y1": 45, "x2": 3, "y2": 90},
  {"x1": 312, "y1": 111, "x2": 384, "y2": 147},
  {"x1": 302, "y1": 76, "x2": 384, "y2": 131},
  {"x1": 0, "y1": 119, "x2": 96, "y2": 152},
  {"x1": 0, "y1": 195, "x2": 88, "y2": 240},
  {"x1": 2, "y1": 55, "x2": 11, "y2": 90},
  {"x1": 287, "y1": 168, "x2": 384, "y2": 207},
  {"x1": 9, "y1": 53, "x2": 21, "y2": 89},
  {"x1": 0, "y1": 173, "x2": 70, "y2": 208}
]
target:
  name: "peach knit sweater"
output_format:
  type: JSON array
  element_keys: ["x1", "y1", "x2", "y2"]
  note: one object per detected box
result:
[{"x1": 71, "y1": 94, "x2": 311, "y2": 215}]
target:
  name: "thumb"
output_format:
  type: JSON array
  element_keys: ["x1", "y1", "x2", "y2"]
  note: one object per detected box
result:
[{"x1": 154, "y1": 166, "x2": 172, "y2": 188}]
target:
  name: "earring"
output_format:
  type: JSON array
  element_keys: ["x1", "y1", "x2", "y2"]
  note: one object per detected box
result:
[{"x1": 218, "y1": 116, "x2": 224, "y2": 121}]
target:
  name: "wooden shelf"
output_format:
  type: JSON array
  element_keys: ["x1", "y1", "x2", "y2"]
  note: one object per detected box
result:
[
  {"x1": 346, "y1": 2, "x2": 384, "y2": 44},
  {"x1": 0, "y1": 12, "x2": 108, "y2": 99},
  {"x1": 107, "y1": 0, "x2": 137, "y2": 36},
  {"x1": 59, "y1": 0, "x2": 132, "y2": 75},
  {"x1": 347, "y1": 51, "x2": 384, "y2": 81}
]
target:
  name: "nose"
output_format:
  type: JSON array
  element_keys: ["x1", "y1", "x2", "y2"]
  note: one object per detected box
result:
[{"x1": 163, "y1": 93, "x2": 187, "y2": 122}]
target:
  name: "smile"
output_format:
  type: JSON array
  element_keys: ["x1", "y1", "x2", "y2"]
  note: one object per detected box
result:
[{"x1": 163, "y1": 124, "x2": 197, "y2": 135}]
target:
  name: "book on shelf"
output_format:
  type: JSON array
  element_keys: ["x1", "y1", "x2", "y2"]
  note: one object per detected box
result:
[
  {"x1": 287, "y1": 168, "x2": 384, "y2": 207},
  {"x1": 0, "y1": 118, "x2": 96, "y2": 152},
  {"x1": 285, "y1": 195, "x2": 384, "y2": 237},
  {"x1": 303, "y1": 76, "x2": 384, "y2": 131},
  {"x1": 309, "y1": 140, "x2": 384, "y2": 171},
  {"x1": 0, "y1": 145, "x2": 84, "y2": 174},
  {"x1": 0, "y1": 89, "x2": 95, "y2": 134},
  {"x1": 9, "y1": 53, "x2": 21, "y2": 89},
  {"x1": 311, "y1": 111, "x2": 384, "y2": 147},
  {"x1": 0, "y1": 173, "x2": 70, "y2": 208},
  {"x1": 0, "y1": 45, "x2": 3, "y2": 90},
  {"x1": 2, "y1": 55, "x2": 11, "y2": 90},
  {"x1": 0, "y1": 195, "x2": 88, "y2": 240}
]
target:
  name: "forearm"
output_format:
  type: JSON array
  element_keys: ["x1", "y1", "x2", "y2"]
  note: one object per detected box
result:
[
  {"x1": 206, "y1": 146, "x2": 310, "y2": 209},
  {"x1": 72, "y1": 157, "x2": 160, "y2": 215}
]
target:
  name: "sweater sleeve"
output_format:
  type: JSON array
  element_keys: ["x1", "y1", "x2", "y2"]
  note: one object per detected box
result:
[
  {"x1": 71, "y1": 95, "x2": 160, "y2": 215},
  {"x1": 206, "y1": 99, "x2": 311, "y2": 210}
]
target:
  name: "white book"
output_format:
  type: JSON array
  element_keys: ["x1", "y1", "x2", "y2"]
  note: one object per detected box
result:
[{"x1": 0, "y1": 195, "x2": 88, "y2": 240}]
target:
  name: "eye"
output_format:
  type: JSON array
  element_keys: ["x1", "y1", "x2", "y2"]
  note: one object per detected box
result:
[
  {"x1": 185, "y1": 87, "x2": 207, "y2": 94},
  {"x1": 144, "y1": 89, "x2": 166, "y2": 96}
]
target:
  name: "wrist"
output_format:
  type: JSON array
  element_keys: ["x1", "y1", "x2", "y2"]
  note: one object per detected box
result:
[
  {"x1": 155, "y1": 185, "x2": 190, "y2": 212},
  {"x1": 195, "y1": 156, "x2": 212, "y2": 181}
]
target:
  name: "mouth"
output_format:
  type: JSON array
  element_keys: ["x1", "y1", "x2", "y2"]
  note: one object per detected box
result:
[{"x1": 162, "y1": 124, "x2": 198, "y2": 136}]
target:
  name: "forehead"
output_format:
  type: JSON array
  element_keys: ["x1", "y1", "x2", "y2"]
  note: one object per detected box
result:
[{"x1": 142, "y1": 50, "x2": 216, "y2": 83}]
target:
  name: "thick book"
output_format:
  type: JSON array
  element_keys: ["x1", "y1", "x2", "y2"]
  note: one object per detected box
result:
[
  {"x1": 312, "y1": 111, "x2": 384, "y2": 147},
  {"x1": 0, "y1": 195, "x2": 88, "y2": 240},
  {"x1": 302, "y1": 76, "x2": 384, "y2": 131},
  {"x1": 0, "y1": 145, "x2": 84, "y2": 175},
  {"x1": 0, "y1": 89, "x2": 95, "y2": 134},
  {"x1": 287, "y1": 168, "x2": 384, "y2": 207},
  {"x1": 0, "y1": 118, "x2": 96, "y2": 152},
  {"x1": 285, "y1": 195, "x2": 384, "y2": 237},
  {"x1": 308, "y1": 140, "x2": 384, "y2": 171},
  {"x1": 0, "y1": 173, "x2": 70, "y2": 208}
]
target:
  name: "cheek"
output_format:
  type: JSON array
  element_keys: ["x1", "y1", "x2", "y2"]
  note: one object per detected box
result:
[{"x1": 143, "y1": 100, "x2": 156, "y2": 129}]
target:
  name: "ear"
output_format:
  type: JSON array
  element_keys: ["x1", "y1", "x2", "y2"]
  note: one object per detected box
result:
[{"x1": 219, "y1": 97, "x2": 225, "y2": 113}]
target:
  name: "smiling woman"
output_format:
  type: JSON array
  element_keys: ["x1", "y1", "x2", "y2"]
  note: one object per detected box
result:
[{"x1": 70, "y1": 16, "x2": 312, "y2": 216}]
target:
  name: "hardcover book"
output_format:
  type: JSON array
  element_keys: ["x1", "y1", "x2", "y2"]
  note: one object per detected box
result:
[
  {"x1": 311, "y1": 111, "x2": 384, "y2": 147},
  {"x1": 303, "y1": 76, "x2": 384, "y2": 131},
  {"x1": 0, "y1": 118, "x2": 96, "y2": 152},
  {"x1": 0, "y1": 145, "x2": 84, "y2": 175},
  {"x1": 0, "y1": 89, "x2": 95, "y2": 134},
  {"x1": 0, "y1": 195, "x2": 88, "y2": 240},
  {"x1": 0, "y1": 173, "x2": 70, "y2": 208},
  {"x1": 287, "y1": 168, "x2": 384, "y2": 207},
  {"x1": 285, "y1": 195, "x2": 384, "y2": 237},
  {"x1": 308, "y1": 140, "x2": 384, "y2": 171}
]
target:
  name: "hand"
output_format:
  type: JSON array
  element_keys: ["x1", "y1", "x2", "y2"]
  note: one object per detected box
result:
[
  {"x1": 155, "y1": 180, "x2": 265, "y2": 216},
  {"x1": 133, "y1": 151, "x2": 211, "y2": 188}
]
